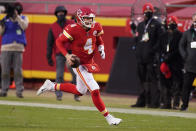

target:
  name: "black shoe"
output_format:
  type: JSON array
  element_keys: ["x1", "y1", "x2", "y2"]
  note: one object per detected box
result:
[
  {"x1": 148, "y1": 105, "x2": 160, "y2": 108},
  {"x1": 180, "y1": 107, "x2": 187, "y2": 111},
  {"x1": 56, "y1": 96, "x2": 62, "y2": 101},
  {"x1": 160, "y1": 105, "x2": 171, "y2": 109},
  {"x1": 172, "y1": 106, "x2": 179, "y2": 110},
  {"x1": 74, "y1": 95, "x2": 80, "y2": 102},
  {"x1": 16, "y1": 94, "x2": 24, "y2": 98},
  {"x1": 0, "y1": 92, "x2": 7, "y2": 97},
  {"x1": 130, "y1": 104, "x2": 145, "y2": 108}
]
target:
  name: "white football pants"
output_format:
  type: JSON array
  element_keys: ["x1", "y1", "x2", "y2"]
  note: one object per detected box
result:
[{"x1": 73, "y1": 65, "x2": 100, "y2": 94}]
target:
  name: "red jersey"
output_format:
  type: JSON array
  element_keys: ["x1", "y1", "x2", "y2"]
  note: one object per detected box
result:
[{"x1": 56, "y1": 22, "x2": 104, "y2": 65}]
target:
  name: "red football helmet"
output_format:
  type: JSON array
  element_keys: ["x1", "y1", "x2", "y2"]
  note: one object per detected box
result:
[{"x1": 76, "y1": 7, "x2": 95, "y2": 28}]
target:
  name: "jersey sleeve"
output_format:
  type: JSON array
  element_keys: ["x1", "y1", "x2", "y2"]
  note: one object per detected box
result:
[
  {"x1": 63, "y1": 24, "x2": 74, "y2": 41},
  {"x1": 56, "y1": 25, "x2": 75, "y2": 56},
  {"x1": 95, "y1": 22, "x2": 104, "y2": 46},
  {"x1": 96, "y1": 36, "x2": 104, "y2": 46},
  {"x1": 95, "y1": 22, "x2": 104, "y2": 37}
]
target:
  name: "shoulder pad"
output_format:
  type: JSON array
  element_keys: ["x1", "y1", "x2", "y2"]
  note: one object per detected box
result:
[
  {"x1": 70, "y1": 24, "x2": 77, "y2": 28},
  {"x1": 94, "y1": 22, "x2": 104, "y2": 36}
]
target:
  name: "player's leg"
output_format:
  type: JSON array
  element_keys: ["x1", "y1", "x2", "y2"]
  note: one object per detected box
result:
[
  {"x1": 36, "y1": 79, "x2": 55, "y2": 95},
  {"x1": 66, "y1": 62, "x2": 81, "y2": 101},
  {"x1": 55, "y1": 82, "x2": 82, "y2": 96},
  {"x1": 37, "y1": 66, "x2": 84, "y2": 96},
  {"x1": 75, "y1": 66, "x2": 122, "y2": 125},
  {"x1": 36, "y1": 79, "x2": 82, "y2": 96},
  {"x1": 54, "y1": 66, "x2": 87, "y2": 96}
]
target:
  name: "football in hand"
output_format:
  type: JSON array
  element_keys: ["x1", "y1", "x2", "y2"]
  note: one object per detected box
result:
[{"x1": 71, "y1": 55, "x2": 80, "y2": 68}]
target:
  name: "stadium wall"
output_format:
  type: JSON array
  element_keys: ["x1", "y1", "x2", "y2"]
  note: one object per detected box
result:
[{"x1": 0, "y1": 14, "x2": 130, "y2": 82}]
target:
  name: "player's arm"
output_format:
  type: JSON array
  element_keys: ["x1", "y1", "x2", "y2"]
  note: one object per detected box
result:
[
  {"x1": 56, "y1": 32, "x2": 68, "y2": 56},
  {"x1": 97, "y1": 35, "x2": 105, "y2": 59},
  {"x1": 96, "y1": 31, "x2": 104, "y2": 46},
  {"x1": 56, "y1": 28, "x2": 75, "y2": 66},
  {"x1": 96, "y1": 23, "x2": 104, "y2": 47},
  {"x1": 96, "y1": 25, "x2": 105, "y2": 59}
]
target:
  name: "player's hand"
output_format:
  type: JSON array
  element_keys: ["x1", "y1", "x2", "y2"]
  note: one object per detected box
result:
[
  {"x1": 98, "y1": 45, "x2": 105, "y2": 59},
  {"x1": 47, "y1": 58, "x2": 54, "y2": 66},
  {"x1": 100, "y1": 50, "x2": 105, "y2": 59},
  {"x1": 65, "y1": 54, "x2": 75, "y2": 66}
]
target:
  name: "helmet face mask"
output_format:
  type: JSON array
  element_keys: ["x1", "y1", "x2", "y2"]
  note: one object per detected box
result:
[
  {"x1": 76, "y1": 7, "x2": 95, "y2": 28},
  {"x1": 81, "y1": 16, "x2": 94, "y2": 28}
]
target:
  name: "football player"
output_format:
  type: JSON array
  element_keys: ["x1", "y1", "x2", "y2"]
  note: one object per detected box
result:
[{"x1": 37, "y1": 7, "x2": 122, "y2": 125}]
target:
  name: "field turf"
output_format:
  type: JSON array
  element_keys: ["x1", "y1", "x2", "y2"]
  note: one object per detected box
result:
[{"x1": 0, "y1": 90, "x2": 196, "y2": 131}]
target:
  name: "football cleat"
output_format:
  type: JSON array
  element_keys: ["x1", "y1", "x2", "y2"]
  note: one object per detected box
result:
[
  {"x1": 36, "y1": 79, "x2": 55, "y2": 96},
  {"x1": 105, "y1": 114, "x2": 122, "y2": 125},
  {"x1": 74, "y1": 94, "x2": 81, "y2": 102}
]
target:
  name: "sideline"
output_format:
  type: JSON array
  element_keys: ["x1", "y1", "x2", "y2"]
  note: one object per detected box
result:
[{"x1": 0, "y1": 100, "x2": 196, "y2": 119}]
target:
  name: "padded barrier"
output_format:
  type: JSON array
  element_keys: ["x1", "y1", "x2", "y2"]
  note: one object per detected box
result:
[{"x1": 106, "y1": 37, "x2": 140, "y2": 95}]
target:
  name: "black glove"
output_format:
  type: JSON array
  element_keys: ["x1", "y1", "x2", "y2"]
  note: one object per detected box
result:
[
  {"x1": 131, "y1": 23, "x2": 136, "y2": 30},
  {"x1": 130, "y1": 22, "x2": 137, "y2": 34},
  {"x1": 47, "y1": 58, "x2": 54, "y2": 66}
]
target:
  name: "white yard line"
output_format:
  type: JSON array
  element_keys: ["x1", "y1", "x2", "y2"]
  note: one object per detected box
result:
[{"x1": 0, "y1": 100, "x2": 196, "y2": 119}]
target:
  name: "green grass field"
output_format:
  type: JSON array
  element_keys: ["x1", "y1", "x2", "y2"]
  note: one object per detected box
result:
[{"x1": 0, "y1": 89, "x2": 196, "y2": 131}]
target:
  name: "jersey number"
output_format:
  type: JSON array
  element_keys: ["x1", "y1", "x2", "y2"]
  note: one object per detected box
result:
[{"x1": 84, "y1": 38, "x2": 93, "y2": 54}]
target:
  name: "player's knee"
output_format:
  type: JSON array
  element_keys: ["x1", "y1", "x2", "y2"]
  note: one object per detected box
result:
[
  {"x1": 86, "y1": 79, "x2": 100, "y2": 90},
  {"x1": 91, "y1": 89, "x2": 100, "y2": 97}
]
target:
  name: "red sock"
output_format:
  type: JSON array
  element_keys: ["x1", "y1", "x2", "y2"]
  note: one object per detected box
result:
[
  {"x1": 91, "y1": 90, "x2": 109, "y2": 117},
  {"x1": 55, "y1": 83, "x2": 82, "y2": 96}
]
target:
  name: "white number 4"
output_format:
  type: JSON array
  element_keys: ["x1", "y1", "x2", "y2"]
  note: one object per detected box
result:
[{"x1": 84, "y1": 38, "x2": 93, "y2": 54}]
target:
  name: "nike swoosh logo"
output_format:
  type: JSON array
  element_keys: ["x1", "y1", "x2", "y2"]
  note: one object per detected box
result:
[{"x1": 41, "y1": 88, "x2": 47, "y2": 92}]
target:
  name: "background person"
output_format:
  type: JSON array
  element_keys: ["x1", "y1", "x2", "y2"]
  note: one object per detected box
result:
[
  {"x1": 131, "y1": 3, "x2": 165, "y2": 108},
  {"x1": 158, "y1": 16, "x2": 183, "y2": 109},
  {"x1": 47, "y1": 5, "x2": 80, "y2": 101},
  {"x1": 37, "y1": 7, "x2": 122, "y2": 125},
  {"x1": 0, "y1": 2, "x2": 28, "y2": 98},
  {"x1": 179, "y1": 13, "x2": 196, "y2": 111}
]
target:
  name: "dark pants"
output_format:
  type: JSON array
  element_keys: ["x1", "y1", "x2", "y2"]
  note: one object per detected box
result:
[
  {"x1": 1, "y1": 51, "x2": 24, "y2": 95},
  {"x1": 160, "y1": 68, "x2": 183, "y2": 108},
  {"x1": 160, "y1": 75, "x2": 172, "y2": 107},
  {"x1": 172, "y1": 70, "x2": 183, "y2": 107},
  {"x1": 181, "y1": 72, "x2": 196, "y2": 109},
  {"x1": 135, "y1": 63, "x2": 160, "y2": 107},
  {"x1": 55, "y1": 54, "x2": 76, "y2": 98}
]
